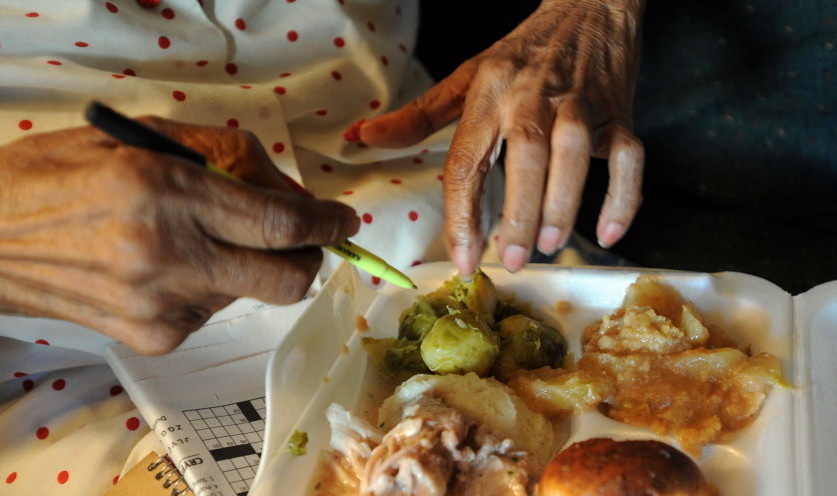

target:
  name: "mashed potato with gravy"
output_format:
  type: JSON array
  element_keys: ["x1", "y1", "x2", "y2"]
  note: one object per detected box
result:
[{"x1": 508, "y1": 275, "x2": 785, "y2": 454}]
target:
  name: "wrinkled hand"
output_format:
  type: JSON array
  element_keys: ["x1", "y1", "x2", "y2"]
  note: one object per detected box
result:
[
  {"x1": 353, "y1": 0, "x2": 645, "y2": 275},
  {"x1": 0, "y1": 118, "x2": 359, "y2": 354}
]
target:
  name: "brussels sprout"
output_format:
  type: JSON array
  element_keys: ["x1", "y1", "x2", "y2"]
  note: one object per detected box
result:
[
  {"x1": 426, "y1": 269, "x2": 498, "y2": 322},
  {"x1": 397, "y1": 296, "x2": 442, "y2": 341},
  {"x1": 493, "y1": 299, "x2": 528, "y2": 322},
  {"x1": 493, "y1": 314, "x2": 567, "y2": 380},
  {"x1": 362, "y1": 337, "x2": 430, "y2": 381},
  {"x1": 420, "y1": 310, "x2": 500, "y2": 376}
]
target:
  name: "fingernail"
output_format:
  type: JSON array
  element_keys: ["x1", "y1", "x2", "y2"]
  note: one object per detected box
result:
[
  {"x1": 598, "y1": 222, "x2": 625, "y2": 249},
  {"x1": 451, "y1": 245, "x2": 476, "y2": 277},
  {"x1": 502, "y1": 244, "x2": 528, "y2": 273},
  {"x1": 342, "y1": 119, "x2": 365, "y2": 142},
  {"x1": 537, "y1": 226, "x2": 564, "y2": 255}
]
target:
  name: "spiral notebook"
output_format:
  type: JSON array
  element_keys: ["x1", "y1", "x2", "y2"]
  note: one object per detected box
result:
[{"x1": 106, "y1": 452, "x2": 192, "y2": 496}]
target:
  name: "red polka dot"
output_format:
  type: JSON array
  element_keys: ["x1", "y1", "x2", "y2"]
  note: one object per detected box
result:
[
  {"x1": 25, "y1": 12, "x2": 39, "y2": 18},
  {"x1": 126, "y1": 417, "x2": 141, "y2": 431},
  {"x1": 158, "y1": 36, "x2": 171, "y2": 49},
  {"x1": 110, "y1": 385, "x2": 124, "y2": 396},
  {"x1": 272, "y1": 142, "x2": 285, "y2": 153},
  {"x1": 280, "y1": 72, "x2": 293, "y2": 78},
  {"x1": 331, "y1": 70, "x2": 342, "y2": 81},
  {"x1": 105, "y1": 2, "x2": 119, "y2": 13},
  {"x1": 22, "y1": 379, "x2": 34, "y2": 392},
  {"x1": 381, "y1": 56, "x2": 389, "y2": 66},
  {"x1": 172, "y1": 90, "x2": 186, "y2": 101},
  {"x1": 137, "y1": 0, "x2": 161, "y2": 8},
  {"x1": 226, "y1": 118, "x2": 239, "y2": 128},
  {"x1": 234, "y1": 18, "x2": 246, "y2": 30},
  {"x1": 287, "y1": 30, "x2": 299, "y2": 42},
  {"x1": 18, "y1": 120, "x2": 33, "y2": 131},
  {"x1": 74, "y1": 41, "x2": 89, "y2": 48},
  {"x1": 111, "y1": 74, "x2": 126, "y2": 79},
  {"x1": 112, "y1": 475, "x2": 120, "y2": 485},
  {"x1": 52, "y1": 379, "x2": 66, "y2": 391},
  {"x1": 411, "y1": 260, "x2": 423, "y2": 267},
  {"x1": 362, "y1": 213, "x2": 374, "y2": 224},
  {"x1": 287, "y1": 0, "x2": 297, "y2": 3},
  {"x1": 239, "y1": 84, "x2": 251, "y2": 89},
  {"x1": 337, "y1": 0, "x2": 345, "y2": 5},
  {"x1": 273, "y1": 86, "x2": 287, "y2": 95},
  {"x1": 321, "y1": 164, "x2": 334, "y2": 172},
  {"x1": 13, "y1": 371, "x2": 27, "y2": 378},
  {"x1": 371, "y1": 276, "x2": 381, "y2": 286},
  {"x1": 333, "y1": 37, "x2": 345, "y2": 48},
  {"x1": 436, "y1": 174, "x2": 444, "y2": 181},
  {"x1": 161, "y1": 8, "x2": 175, "y2": 19},
  {"x1": 225, "y1": 63, "x2": 238, "y2": 75},
  {"x1": 408, "y1": 211, "x2": 419, "y2": 221},
  {"x1": 398, "y1": 43, "x2": 408, "y2": 53},
  {"x1": 342, "y1": 190, "x2": 354, "y2": 195},
  {"x1": 36, "y1": 427, "x2": 49, "y2": 440},
  {"x1": 123, "y1": 68, "x2": 136, "y2": 76},
  {"x1": 367, "y1": 21, "x2": 376, "y2": 32},
  {"x1": 369, "y1": 99, "x2": 381, "y2": 109},
  {"x1": 390, "y1": 179, "x2": 402, "y2": 185},
  {"x1": 57, "y1": 471, "x2": 69, "y2": 485},
  {"x1": 412, "y1": 157, "x2": 424, "y2": 164},
  {"x1": 47, "y1": 60, "x2": 62, "y2": 65},
  {"x1": 196, "y1": 60, "x2": 209, "y2": 67},
  {"x1": 35, "y1": 338, "x2": 49, "y2": 345},
  {"x1": 6, "y1": 472, "x2": 17, "y2": 484},
  {"x1": 315, "y1": 109, "x2": 328, "y2": 116}
]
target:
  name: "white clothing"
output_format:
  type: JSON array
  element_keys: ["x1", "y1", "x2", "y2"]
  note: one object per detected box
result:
[{"x1": 0, "y1": 1, "x2": 503, "y2": 494}]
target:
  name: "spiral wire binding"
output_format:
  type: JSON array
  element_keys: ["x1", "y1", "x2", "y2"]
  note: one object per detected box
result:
[{"x1": 147, "y1": 454, "x2": 194, "y2": 496}]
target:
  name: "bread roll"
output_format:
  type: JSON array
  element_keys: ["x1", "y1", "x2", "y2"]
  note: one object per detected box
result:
[{"x1": 538, "y1": 438, "x2": 716, "y2": 496}]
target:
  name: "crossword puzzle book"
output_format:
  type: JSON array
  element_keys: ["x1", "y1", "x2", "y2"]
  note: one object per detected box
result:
[{"x1": 104, "y1": 297, "x2": 310, "y2": 496}]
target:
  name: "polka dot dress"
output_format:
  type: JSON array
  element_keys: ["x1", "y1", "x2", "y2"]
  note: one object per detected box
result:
[{"x1": 0, "y1": 1, "x2": 502, "y2": 494}]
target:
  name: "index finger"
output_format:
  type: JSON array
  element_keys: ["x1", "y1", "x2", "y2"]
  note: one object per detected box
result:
[{"x1": 443, "y1": 83, "x2": 504, "y2": 276}]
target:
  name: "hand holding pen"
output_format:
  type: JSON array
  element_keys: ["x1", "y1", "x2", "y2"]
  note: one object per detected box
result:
[
  {"x1": 85, "y1": 101, "x2": 416, "y2": 290},
  {"x1": 0, "y1": 105, "x2": 362, "y2": 355}
]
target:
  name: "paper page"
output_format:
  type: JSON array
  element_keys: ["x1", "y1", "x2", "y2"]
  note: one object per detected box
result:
[{"x1": 105, "y1": 299, "x2": 310, "y2": 496}]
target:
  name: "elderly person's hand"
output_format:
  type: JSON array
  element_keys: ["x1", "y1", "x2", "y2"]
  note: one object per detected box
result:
[
  {"x1": 352, "y1": 0, "x2": 645, "y2": 275},
  {"x1": 0, "y1": 118, "x2": 359, "y2": 355}
]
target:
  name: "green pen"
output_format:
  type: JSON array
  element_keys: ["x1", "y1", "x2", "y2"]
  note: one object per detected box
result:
[{"x1": 84, "y1": 101, "x2": 417, "y2": 290}]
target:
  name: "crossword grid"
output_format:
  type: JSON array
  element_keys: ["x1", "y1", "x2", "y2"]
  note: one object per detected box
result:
[{"x1": 183, "y1": 397, "x2": 266, "y2": 496}]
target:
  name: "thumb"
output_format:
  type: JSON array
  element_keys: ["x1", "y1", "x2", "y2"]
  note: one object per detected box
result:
[{"x1": 350, "y1": 59, "x2": 479, "y2": 148}]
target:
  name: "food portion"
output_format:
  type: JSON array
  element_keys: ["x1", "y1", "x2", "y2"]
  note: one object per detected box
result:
[
  {"x1": 313, "y1": 373, "x2": 554, "y2": 496},
  {"x1": 309, "y1": 269, "x2": 786, "y2": 495},
  {"x1": 362, "y1": 269, "x2": 567, "y2": 382},
  {"x1": 538, "y1": 438, "x2": 717, "y2": 496},
  {"x1": 508, "y1": 275, "x2": 785, "y2": 453}
]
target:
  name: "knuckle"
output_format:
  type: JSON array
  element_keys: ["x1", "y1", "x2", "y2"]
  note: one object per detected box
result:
[
  {"x1": 552, "y1": 120, "x2": 591, "y2": 150},
  {"x1": 260, "y1": 199, "x2": 311, "y2": 248}
]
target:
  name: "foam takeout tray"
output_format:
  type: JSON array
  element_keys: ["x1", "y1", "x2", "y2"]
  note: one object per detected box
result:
[{"x1": 250, "y1": 262, "x2": 837, "y2": 495}]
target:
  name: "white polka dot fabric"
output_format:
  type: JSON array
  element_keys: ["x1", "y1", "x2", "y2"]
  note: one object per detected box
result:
[{"x1": 0, "y1": 1, "x2": 503, "y2": 494}]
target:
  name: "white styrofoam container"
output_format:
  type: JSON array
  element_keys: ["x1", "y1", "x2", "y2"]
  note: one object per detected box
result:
[{"x1": 250, "y1": 262, "x2": 837, "y2": 496}]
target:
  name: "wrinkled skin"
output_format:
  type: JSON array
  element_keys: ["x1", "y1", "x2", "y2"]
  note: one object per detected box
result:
[
  {"x1": 0, "y1": 118, "x2": 359, "y2": 355},
  {"x1": 355, "y1": 0, "x2": 646, "y2": 275}
]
